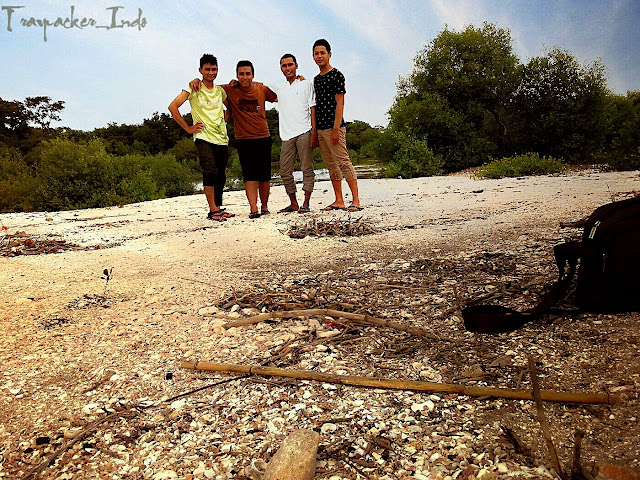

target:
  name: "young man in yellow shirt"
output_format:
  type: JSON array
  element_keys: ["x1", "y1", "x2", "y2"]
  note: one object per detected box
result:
[{"x1": 169, "y1": 54, "x2": 233, "y2": 221}]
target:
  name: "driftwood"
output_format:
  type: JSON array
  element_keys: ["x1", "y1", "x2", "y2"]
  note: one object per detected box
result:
[
  {"x1": 528, "y1": 355, "x2": 566, "y2": 478},
  {"x1": 181, "y1": 361, "x2": 621, "y2": 405},
  {"x1": 222, "y1": 308, "x2": 457, "y2": 343}
]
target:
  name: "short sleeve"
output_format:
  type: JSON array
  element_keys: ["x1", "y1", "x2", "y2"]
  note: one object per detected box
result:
[
  {"x1": 264, "y1": 85, "x2": 277, "y2": 103},
  {"x1": 335, "y1": 71, "x2": 346, "y2": 95},
  {"x1": 307, "y1": 82, "x2": 316, "y2": 107}
]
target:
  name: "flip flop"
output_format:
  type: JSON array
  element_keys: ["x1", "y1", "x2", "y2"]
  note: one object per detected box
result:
[
  {"x1": 347, "y1": 205, "x2": 364, "y2": 212},
  {"x1": 298, "y1": 205, "x2": 311, "y2": 213},
  {"x1": 321, "y1": 204, "x2": 345, "y2": 211},
  {"x1": 249, "y1": 211, "x2": 261, "y2": 219},
  {"x1": 278, "y1": 206, "x2": 298, "y2": 213},
  {"x1": 261, "y1": 209, "x2": 271, "y2": 215},
  {"x1": 207, "y1": 211, "x2": 227, "y2": 221},
  {"x1": 211, "y1": 209, "x2": 235, "y2": 218}
]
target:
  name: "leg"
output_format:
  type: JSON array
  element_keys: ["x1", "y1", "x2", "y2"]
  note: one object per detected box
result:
[
  {"x1": 258, "y1": 137, "x2": 273, "y2": 214},
  {"x1": 331, "y1": 180, "x2": 344, "y2": 207},
  {"x1": 195, "y1": 139, "x2": 220, "y2": 213},
  {"x1": 318, "y1": 129, "x2": 345, "y2": 208},
  {"x1": 203, "y1": 186, "x2": 217, "y2": 212},
  {"x1": 245, "y1": 181, "x2": 259, "y2": 213},
  {"x1": 302, "y1": 190, "x2": 312, "y2": 210},
  {"x1": 297, "y1": 131, "x2": 315, "y2": 208},
  {"x1": 346, "y1": 179, "x2": 360, "y2": 208},
  {"x1": 279, "y1": 137, "x2": 298, "y2": 210},
  {"x1": 212, "y1": 144, "x2": 228, "y2": 208},
  {"x1": 236, "y1": 139, "x2": 257, "y2": 214},
  {"x1": 259, "y1": 181, "x2": 271, "y2": 213},
  {"x1": 334, "y1": 127, "x2": 360, "y2": 208}
]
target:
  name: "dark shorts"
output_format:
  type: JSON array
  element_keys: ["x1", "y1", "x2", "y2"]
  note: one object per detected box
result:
[
  {"x1": 195, "y1": 140, "x2": 228, "y2": 186},
  {"x1": 236, "y1": 137, "x2": 272, "y2": 182}
]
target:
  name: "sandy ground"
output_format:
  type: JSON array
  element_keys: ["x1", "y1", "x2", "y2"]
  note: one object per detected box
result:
[
  {"x1": 3, "y1": 170, "x2": 639, "y2": 300},
  {"x1": 1, "y1": 170, "x2": 639, "y2": 480}
]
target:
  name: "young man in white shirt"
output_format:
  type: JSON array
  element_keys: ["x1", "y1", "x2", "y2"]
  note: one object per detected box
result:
[{"x1": 268, "y1": 53, "x2": 317, "y2": 213}]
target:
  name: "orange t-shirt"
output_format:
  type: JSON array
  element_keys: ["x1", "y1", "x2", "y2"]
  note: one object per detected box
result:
[{"x1": 222, "y1": 82, "x2": 277, "y2": 139}]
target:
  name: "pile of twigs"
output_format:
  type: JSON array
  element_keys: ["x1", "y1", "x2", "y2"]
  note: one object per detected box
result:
[
  {"x1": 0, "y1": 232, "x2": 79, "y2": 257},
  {"x1": 284, "y1": 217, "x2": 379, "y2": 239}
]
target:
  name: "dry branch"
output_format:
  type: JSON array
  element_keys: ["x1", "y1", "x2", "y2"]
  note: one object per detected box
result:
[
  {"x1": 285, "y1": 217, "x2": 379, "y2": 239},
  {"x1": 23, "y1": 409, "x2": 137, "y2": 480},
  {"x1": 528, "y1": 355, "x2": 566, "y2": 479},
  {"x1": 181, "y1": 361, "x2": 621, "y2": 405},
  {"x1": 222, "y1": 308, "x2": 457, "y2": 343}
]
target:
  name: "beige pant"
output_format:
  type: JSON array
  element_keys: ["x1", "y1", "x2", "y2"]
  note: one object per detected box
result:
[
  {"x1": 280, "y1": 130, "x2": 315, "y2": 194},
  {"x1": 317, "y1": 127, "x2": 357, "y2": 182}
]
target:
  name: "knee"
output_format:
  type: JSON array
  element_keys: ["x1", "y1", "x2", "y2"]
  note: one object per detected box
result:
[{"x1": 202, "y1": 172, "x2": 216, "y2": 186}]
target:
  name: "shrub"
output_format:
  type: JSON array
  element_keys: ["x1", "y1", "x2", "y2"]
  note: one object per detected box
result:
[
  {"x1": 0, "y1": 144, "x2": 37, "y2": 212},
  {"x1": 476, "y1": 152, "x2": 565, "y2": 179},
  {"x1": 168, "y1": 137, "x2": 199, "y2": 170},
  {"x1": 18, "y1": 138, "x2": 197, "y2": 212},
  {"x1": 379, "y1": 132, "x2": 444, "y2": 178}
]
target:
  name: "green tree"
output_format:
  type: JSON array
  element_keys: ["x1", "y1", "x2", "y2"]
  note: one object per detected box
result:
[
  {"x1": 511, "y1": 48, "x2": 608, "y2": 162},
  {"x1": 23, "y1": 96, "x2": 65, "y2": 130},
  {"x1": 346, "y1": 120, "x2": 382, "y2": 162},
  {"x1": 377, "y1": 23, "x2": 520, "y2": 173},
  {"x1": 411, "y1": 22, "x2": 519, "y2": 144},
  {"x1": 602, "y1": 91, "x2": 640, "y2": 170},
  {"x1": 375, "y1": 23, "x2": 617, "y2": 177},
  {"x1": 0, "y1": 96, "x2": 64, "y2": 151}
]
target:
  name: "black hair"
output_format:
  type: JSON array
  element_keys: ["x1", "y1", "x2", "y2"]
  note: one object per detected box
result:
[
  {"x1": 236, "y1": 60, "x2": 254, "y2": 75},
  {"x1": 280, "y1": 53, "x2": 297, "y2": 65},
  {"x1": 200, "y1": 54, "x2": 218, "y2": 68},
  {"x1": 313, "y1": 39, "x2": 331, "y2": 54}
]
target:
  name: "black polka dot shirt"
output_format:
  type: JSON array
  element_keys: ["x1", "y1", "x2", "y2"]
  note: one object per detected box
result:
[{"x1": 314, "y1": 68, "x2": 346, "y2": 130}]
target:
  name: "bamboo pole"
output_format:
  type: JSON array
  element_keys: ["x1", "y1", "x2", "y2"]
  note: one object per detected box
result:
[
  {"x1": 222, "y1": 308, "x2": 457, "y2": 343},
  {"x1": 181, "y1": 361, "x2": 621, "y2": 405}
]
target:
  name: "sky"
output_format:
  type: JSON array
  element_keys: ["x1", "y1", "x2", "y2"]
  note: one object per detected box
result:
[{"x1": 1, "y1": 0, "x2": 639, "y2": 131}]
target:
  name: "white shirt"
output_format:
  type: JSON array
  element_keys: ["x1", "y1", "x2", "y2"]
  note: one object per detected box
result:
[{"x1": 267, "y1": 78, "x2": 316, "y2": 141}]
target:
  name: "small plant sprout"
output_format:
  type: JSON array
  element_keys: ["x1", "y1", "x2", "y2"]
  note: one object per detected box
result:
[{"x1": 101, "y1": 268, "x2": 113, "y2": 297}]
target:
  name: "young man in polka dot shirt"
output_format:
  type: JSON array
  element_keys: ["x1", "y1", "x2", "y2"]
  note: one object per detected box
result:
[{"x1": 312, "y1": 38, "x2": 362, "y2": 212}]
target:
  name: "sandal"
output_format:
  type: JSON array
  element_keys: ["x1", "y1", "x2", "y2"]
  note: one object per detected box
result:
[
  {"x1": 298, "y1": 205, "x2": 311, "y2": 213},
  {"x1": 347, "y1": 205, "x2": 363, "y2": 212},
  {"x1": 207, "y1": 210, "x2": 227, "y2": 221},
  {"x1": 278, "y1": 206, "x2": 298, "y2": 213},
  {"x1": 210, "y1": 209, "x2": 235, "y2": 219},
  {"x1": 261, "y1": 209, "x2": 270, "y2": 215},
  {"x1": 249, "y1": 211, "x2": 261, "y2": 219},
  {"x1": 321, "y1": 204, "x2": 345, "y2": 211}
]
